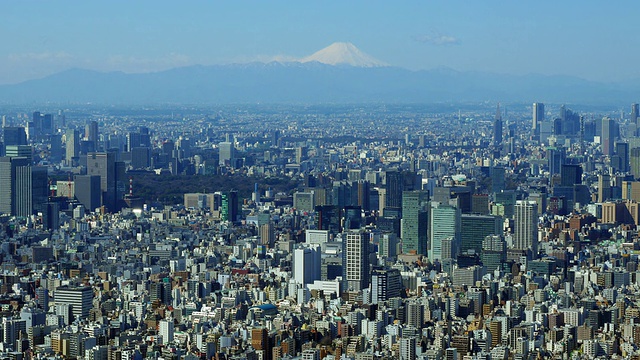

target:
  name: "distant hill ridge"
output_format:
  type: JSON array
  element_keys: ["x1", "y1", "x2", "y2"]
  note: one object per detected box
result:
[{"x1": 0, "y1": 43, "x2": 635, "y2": 104}]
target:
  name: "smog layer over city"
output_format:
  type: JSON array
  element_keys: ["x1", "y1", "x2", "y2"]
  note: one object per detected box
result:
[{"x1": 1, "y1": 2, "x2": 639, "y2": 360}]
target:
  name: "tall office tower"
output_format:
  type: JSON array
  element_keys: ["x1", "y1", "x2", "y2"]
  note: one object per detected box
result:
[
  {"x1": 0, "y1": 157, "x2": 26, "y2": 216},
  {"x1": 406, "y1": 302, "x2": 424, "y2": 328},
  {"x1": 471, "y1": 194, "x2": 489, "y2": 215},
  {"x1": 2, "y1": 318, "x2": 26, "y2": 350},
  {"x1": 84, "y1": 121, "x2": 99, "y2": 143},
  {"x1": 295, "y1": 146, "x2": 307, "y2": 163},
  {"x1": 357, "y1": 180, "x2": 371, "y2": 211},
  {"x1": 74, "y1": 175, "x2": 102, "y2": 212},
  {"x1": 370, "y1": 268, "x2": 403, "y2": 304},
  {"x1": 379, "y1": 233, "x2": 399, "y2": 259},
  {"x1": 343, "y1": 205, "x2": 362, "y2": 230},
  {"x1": 633, "y1": 103, "x2": 639, "y2": 125},
  {"x1": 602, "y1": 117, "x2": 615, "y2": 156},
  {"x1": 481, "y1": 235, "x2": 506, "y2": 272},
  {"x1": 252, "y1": 328, "x2": 270, "y2": 360},
  {"x1": 400, "y1": 336, "x2": 417, "y2": 360},
  {"x1": 42, "y1": 114, "x2": 53, "y2": 135},
  {"x1": 53, "y1": 286, "x2": 93, "y2": 321},
  {"x1": 460, "y1": 214, "x2": 502, "y2": 255},
  {"x1": 342, "y1": 230, "x2": 370, "y2": 292},
  {"x1": 3, "y1": 127, "x2": 27, "y2": 146},
  {"x1": 221, "y1": 190, "x2": 239, "y2": 222},
  {"x1": 315, "y1": 205, "x2": 341, "y2": 234},
  {"x1": 86, "y1": 152, "x2": 118, "y2": 211},
  {"x1": 598, "y1": 174, "x2": 612, "y2": 202},
  {"x1": 1, "y1": 115, "x2": 6, "y2": 128},
  {"x1": 57, "y1": 110, "x2": 66, "y2": 129},
  {"x1": 429, "y1": 202, "x2": 461, "y2": 262},
  {"x1": 532, "y1": 102, "x2": 544, "y2": 140},
  {"x1": 385, "y1": 170, "x2": 405, "y2": 212},
  {"x1": 26, "y1": 166, "x2": 48, "y2": 216},
  {"x1": 493, "y1": 103, "x2": 503, "y2": 146},
  {"x1": 49, "y1": 135, "x2": 63, "y2": 163},
  {"x1": 491, "y1": 167, "x2": 506, "y2": 193},
  {"x1": 138, "y1": 126, "x2": 151, "y2": 147},
  {"x1": 42, "y1": 201, "x2": 60, "y2": 230},
  {"x1": 632, "y1": 147, "x2": 640, "y2": 179},
  {"x1": 219, "y1": 141, "x2": 235, "y2": 166},
  {"x1": 560, "y1": 164, "x2": 583, "y2": 187},
  {"x1": 35, "y1": 287, "x2": 49, "y2": 310},
  {"x1": 615, "y1": 142, "x2": 629, "y2": 172},
  {"x1": 65, "y1": 129, "x2": 80, "y2": 165},
  {"x1": 259, "y1": 222, "x2": 275, "y2": 247},
  {"x1": 513, "y1": 201, "x2": 538, "y2": 253},
  {"x1": 546, "y1": 147, "x2": 566, "y2": 179},
  {"x1": 5, "y1": 145, "x2": 33, "y2": 163},
  {"x1": 293, "y1": 246, "x2": 321, "y2": 285},
  {"x1": 401, "y1": 191, "x2": 429, "y2": 256},
  {"x1": 159, "y1": 319, "x2": 175, "y2": 344},
  {"x1": 126, "y1": 131, "x2": 141, "y2": 152}
]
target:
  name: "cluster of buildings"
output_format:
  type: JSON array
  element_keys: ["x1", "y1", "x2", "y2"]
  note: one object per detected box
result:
[{"x1": 0, "y1": 102, "x2": 639, "y2": 360}]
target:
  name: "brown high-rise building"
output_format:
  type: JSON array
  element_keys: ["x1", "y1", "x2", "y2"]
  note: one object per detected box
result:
[{"x1": 252, "y1": 328, "x2": 270, "y2": 360}]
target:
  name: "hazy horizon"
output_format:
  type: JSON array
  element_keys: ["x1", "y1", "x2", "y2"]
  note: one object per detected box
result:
[{"x1": 2, "y1": 1, "x2": 639, "y2": 85}]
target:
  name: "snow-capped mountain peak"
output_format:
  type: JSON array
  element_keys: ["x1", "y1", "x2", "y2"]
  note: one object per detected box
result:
[{"x1": 300, "y1": 42, "x2": 387, "y2": 67}]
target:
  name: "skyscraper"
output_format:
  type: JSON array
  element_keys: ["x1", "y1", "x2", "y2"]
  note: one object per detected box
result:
[
  {"x1": 459, "y1": 214, "x2": 502, "y2": 255},
  {"x1": 65, "y1": 129, "x2": 80, "y2": 165},
  {"x1": 429, "y1": 202, "x2": 461, "y2": 262},
  {"x1": 632, "y1": 103, "x2": 639, "y2": 126},
  {"x1": 631, "y1": 147, "x2": 640, "y2": 179},
  {"x1": 53, "y1": 286, "x2": 93, "y2": 321},
  {"x1": 74, "y1": 175, "x2": 102, "y2": 212},
  {"x1": 293, "y1": 246, "x2": 321, "y2": 286},
  {"x1": 85, "y1": 121, "x2": 99, "y2": 143},
  {"x1": 86, "y1": 151, "x2": 125, "y2": 211},
  {"x1": 514, "y1": 200, "x2": 538, "y2": 253},
  {"x1": 0, "y1": 157, "x2": 47, "y2": 217},
  {"x1": 601, "y1": 117, "x2": 615, "y2": 156},
  {"x1": 532, "y1": 102, "x2": 544, "y2": 140},
  {"x1": 384, "y1": 170, "x2": 405, "y2": 212},
  {"x1": 493, "y1": 104, "x2": 503, "y2": 146},
  {"x1": 342, "y1": 230, "x2": 370, "y2": 292},
  {"x1": 221, "y1": 190, "x2": 239, "y2": 222},
  {"x1": 219, "y1": 141, "x2": 235, "y2": 166},
  {"x1": 370, "y1": 268, "x2": 403, "y2": 304},
  {"x1": 560, "y1": 164, "x2": 583, "y2": 187},
  {"x1": 159, "y1": 319, "x2": 175, "y2": 344},
  {"x1": 3, "y1": 127, "x2": 27, "y2": 146},
  {"x1": 401, "y1": 190, "x2": 429, "y2": 255},
  {"x1": 615, "y1": 141, "x2": 629, "y2": 173}
]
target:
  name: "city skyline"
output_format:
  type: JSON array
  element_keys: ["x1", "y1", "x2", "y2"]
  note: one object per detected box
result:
[{"x1": 1, "y1": 1, "x2": 639, "y2": 84}]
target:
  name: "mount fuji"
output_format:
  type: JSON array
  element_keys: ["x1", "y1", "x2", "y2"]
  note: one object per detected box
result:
[
  {"x1": 299, "y1": 42, "x2": 388, "y2": 67},
  {"x1": 0, "y1": 42, "x2": 637, "y2": 104}
]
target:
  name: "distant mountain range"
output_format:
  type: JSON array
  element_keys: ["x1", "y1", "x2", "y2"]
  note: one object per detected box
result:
[{"x1": 0, "y1": 42, "x2": 637, "y2": 105}]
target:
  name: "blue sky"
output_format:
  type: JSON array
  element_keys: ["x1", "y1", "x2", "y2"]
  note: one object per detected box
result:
[{"x1": 0, "y1": 1, "x2": 636, "y2": 84}]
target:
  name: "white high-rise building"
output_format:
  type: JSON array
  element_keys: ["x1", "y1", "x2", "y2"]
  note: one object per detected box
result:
[
  {"x1": 429, "y1": 202, "x2": 461, "y2": 262},
  {"x1": 514, "y1": 200, "x2": 538, "y2": 252},
  {"x1": 293, "y1": 246, "x2": 321, "y2": 285},
  {"x1": 159, "y1": 319, "x2": 174, "y2": 344}
]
